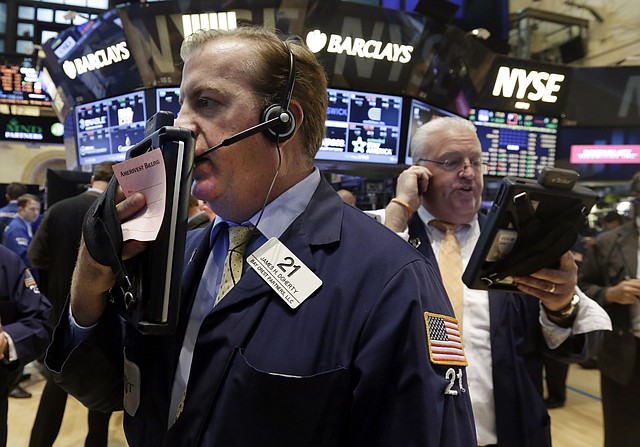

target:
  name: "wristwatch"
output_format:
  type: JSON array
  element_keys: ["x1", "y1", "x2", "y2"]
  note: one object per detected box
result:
[{"x1": 544, "y1": 294, "x2": 580, "y2": 319}]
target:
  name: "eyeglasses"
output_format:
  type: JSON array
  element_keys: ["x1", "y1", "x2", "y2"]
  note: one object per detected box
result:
[{"x1": 416, "y1": 157, "x2": 488, "y2": 174}]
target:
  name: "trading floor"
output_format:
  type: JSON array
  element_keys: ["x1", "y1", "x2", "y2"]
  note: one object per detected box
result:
[{"x1": 8, "y1": 363, "x2": 603, "y2": 446}]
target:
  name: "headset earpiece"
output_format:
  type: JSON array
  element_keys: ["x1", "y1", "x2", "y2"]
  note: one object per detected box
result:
[
  {"x1": 261, "y1": 104, "x2": 295, "y2": 140},
  {"x1": 261, "y1": 44, "x2": 297, "y2": 141}
]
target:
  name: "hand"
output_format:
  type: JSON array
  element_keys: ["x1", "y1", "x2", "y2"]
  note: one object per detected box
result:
[
  {"x1": 0, "y1": 332, "x2": 8, "y2": 361},
  {"x1": 385, "y1": 165, "x2": 431, "y2": 232},
  {"x1": 70, "y1": 191, "x2": 148, "y2": 327},
  {"x1": 395, "y1": 165, "x2": 431, "y2": 212},
  {"x1": 605, "y1": 278, "x2": 640, "y2": 305},
  {"x1": 512, "y1": 251, "x2": 578, "y2": 311}
]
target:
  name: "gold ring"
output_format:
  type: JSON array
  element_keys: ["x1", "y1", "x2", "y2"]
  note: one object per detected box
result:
[{"x1": 549, "y1": 283, "x2": 556, "y2": 293}]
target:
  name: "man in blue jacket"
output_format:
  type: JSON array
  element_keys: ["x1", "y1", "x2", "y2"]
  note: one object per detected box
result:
[
  {"x1": 0, "y1": 182, "x2": 27, "y2": 240},
  {"x1": 45, "y1": 27, "x2": 477, "y2": 446},
  {"x1": 377, "y1": 117, "x2": 611, "y2": 447},
  {"x1": 3, "y1": 193, "x2": 41, "y2": 270},
  {"x1": 0, "y1": 244, "x2": 52, "y2": 446}
]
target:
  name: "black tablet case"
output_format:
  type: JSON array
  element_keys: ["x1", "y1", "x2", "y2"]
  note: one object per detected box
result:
[
  {"x1": 462, "y1": 176, "x2": 598, "y2": 292},
  {"x1": 115, "y1": 124, "x2": 194, "y2": 334}
]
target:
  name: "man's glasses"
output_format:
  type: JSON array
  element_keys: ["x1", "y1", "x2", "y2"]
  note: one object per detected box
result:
[{"x1": 416, "y1": 157, "x2": 488, "y2": 174}]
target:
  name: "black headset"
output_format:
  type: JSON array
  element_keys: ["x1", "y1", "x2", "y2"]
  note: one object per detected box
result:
[{"x1": 261, "y1": 44, "x2": 296, "y2": 141}]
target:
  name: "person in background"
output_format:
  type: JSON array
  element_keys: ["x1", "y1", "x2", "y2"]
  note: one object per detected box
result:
[
  {"x1": 336, "y1": 188, "x2": 357, "y2": 207},
  {"x1": 0, "y1": 244, "x2": 52, "y2": 446},
  {"x1": 44, "y1": 26, "x2": 476, "y2": 445},
  {"x1": 0, "y1": 182, "x2": 27, "y2": 242},
  {"x1": 0, "y1": 183, "x2": 27, "y2": 240},
  {"x1": 375, "y1": 116, "x2": 611, "y2": 447},
  {"x1": 3, "y1": 194, "x2": 41, "y2": 275},
  {"x1": 27, "y1": 162, "x2": 115, "y2": 447},
  {"x1": 578, "y1": 171, "x2": 640, "y2": 447},
  {"x1": 601, "y1": 210, "x2": 625, "y2": 232},
  {"x1": 187, "y1": 193, "x2": 214, "y2": 230}
]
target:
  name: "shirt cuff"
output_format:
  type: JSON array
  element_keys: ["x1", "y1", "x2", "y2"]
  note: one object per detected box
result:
[
  {"x1": 2, "y1": 331, "x2": 18, "y2": 362},
  {"x1": 68, "y1": 306, "x2": 98, "y2": 344},
  {"x1": 540, "y1": 286, "x2": 613, "y2": 349}
]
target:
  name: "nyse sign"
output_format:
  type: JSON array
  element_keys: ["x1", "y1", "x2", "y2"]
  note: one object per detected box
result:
[{"x1": 492, "y1": 66, "x2": 565, "y2": 104}]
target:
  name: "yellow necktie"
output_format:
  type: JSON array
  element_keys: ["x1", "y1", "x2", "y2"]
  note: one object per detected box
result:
[
  {"x1": 215, "y1": 225, "x2": 255, "y2": 305},
  {"x1": 430, "y1": 220, "x2": 464, "y2": 324}
]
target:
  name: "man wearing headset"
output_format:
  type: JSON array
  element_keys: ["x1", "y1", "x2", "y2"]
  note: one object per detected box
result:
[{"x1": 45, "y1": 27, "x2": 476, "y2": 445}]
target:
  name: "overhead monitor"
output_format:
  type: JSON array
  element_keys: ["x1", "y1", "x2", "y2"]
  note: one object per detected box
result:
[
  {"x1": 0, "y1": 64, "x2": 51, "y2": 106},
  {"x1": 405, "y1": 98, "x2": 459, "y2": 165},
  {"x1": 317, "y1": 88, "x2": 403, "y2": 165},
  {"x1": 556, "y1": 126, "x2": 640, "y2": 181},
  {"x1": 75, "y1": 90, "x2": 147, "y2": 166},
  {"x1": 156, "y1": 87, "x2": 181, "y2": 117},
  {"x1": 468, "y1": 108, "x2": 558, "y2": 178}
]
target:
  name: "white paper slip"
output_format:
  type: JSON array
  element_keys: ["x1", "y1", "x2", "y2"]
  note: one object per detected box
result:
[{"x1": 112, "y1": 147, "x2": 166, "y2": 241}]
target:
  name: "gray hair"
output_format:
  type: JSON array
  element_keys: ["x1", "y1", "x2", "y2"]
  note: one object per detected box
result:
[{"x1": 410, "y1": 117, "x2": 477, "y2": 161}]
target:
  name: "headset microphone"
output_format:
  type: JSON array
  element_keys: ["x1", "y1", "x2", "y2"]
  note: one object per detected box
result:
[{"x1": 193, "y1": 112, "x2": 291, "y2": 164}]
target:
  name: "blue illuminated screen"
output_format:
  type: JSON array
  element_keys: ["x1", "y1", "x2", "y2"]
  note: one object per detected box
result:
[
  {"x1": 156, "y1": 87, "x2": 181, "y2": 118},
  {"x1": 469, "y1": 108, "x2": 558, "y2": 178},
  {"x1": 75, "y1": 91, "x2": 147, "y2": 166},
  {"x1": 405, "y1": 98, "x2": 459, "y2": 165},
  {"x1": 317, "y1": 88, "x2": 403, "y2": 165}
]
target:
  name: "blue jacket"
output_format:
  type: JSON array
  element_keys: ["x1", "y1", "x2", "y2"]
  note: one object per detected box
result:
[
  {"x1": 3, "y1": 217, "x2": 33, "y2": 269},
  {"x1": 47, "y1": 178, "x2": 477, "y2": 446},
  {"x1": 408, "y1": 211, "x2": 598, "y2": 447},
  {"x1": 0, "y1": 244, "x2": 52, "y2": 391}
]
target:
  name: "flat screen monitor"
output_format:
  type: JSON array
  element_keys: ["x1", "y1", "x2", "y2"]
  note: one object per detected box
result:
[
  {"x1": 0, "y1": 64, "x2": 51, "y2": 106},
  {"x1": 317, "y1": 88, "x2": 403, "y2": 165},
  {"x1": 469, "y1": 108, "x2": 558, "y2": 178},
  {"x1": 405, "y1": 98, "x2": 459, "y2": 165},
  {"x1": 75, "y1": 91, "x2": 147, "y2": 166},
  {"x1": 156, "y1": 87, "x2": 181, "y2": 118},
  {"x1": 556, "y1": 126, "x2": 640, "y2": 181}
]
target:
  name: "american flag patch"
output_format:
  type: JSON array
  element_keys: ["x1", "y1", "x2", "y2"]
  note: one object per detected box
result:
[
  {"x1": 24, "y1": 268, "x2": 37, "y2": 288},
  {"x1": 424, "y1": 312, "x2": 467, "y2": 366}
]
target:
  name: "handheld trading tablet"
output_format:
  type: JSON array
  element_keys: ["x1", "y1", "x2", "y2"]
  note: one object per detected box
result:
[
  {"x1": 83, "y1": 112, "x2": 194, "y2": 335},
  {"x1": 121, "y1": 122, "x2": 194, "y2": 334},
  {"x1": 462, "y1": 168, "x2": 597, "y2": 293}
]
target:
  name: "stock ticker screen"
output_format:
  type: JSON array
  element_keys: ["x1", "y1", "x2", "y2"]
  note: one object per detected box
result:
[
  {"x1": 469, "y1": 108, "x2": 558, "y2": 178},
  {"x1": 317, "y1": 88, "x2": 403, "y2": 165},
  {"x1": 75, "y1": 90, "x2": 147, "y2": 166},
  {"x1": 0, "y1": 64, "x2": 51, "y2": 106}
]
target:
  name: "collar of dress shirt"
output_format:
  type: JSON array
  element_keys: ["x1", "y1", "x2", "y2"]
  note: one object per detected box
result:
[{"x1": 417, "y1": 206, "x2": 476, "y2": 236}]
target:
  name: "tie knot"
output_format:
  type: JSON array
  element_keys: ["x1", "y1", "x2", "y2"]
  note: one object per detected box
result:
[
  {"x1": 228, "y1": 225, "x2": 255, "y2": 247},
  {"x1": 429, "y1": 219, "x2": 458, "y2": 234}
]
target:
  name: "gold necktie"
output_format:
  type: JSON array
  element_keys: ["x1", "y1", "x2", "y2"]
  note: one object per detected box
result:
[
  {"x1": 215, "y1": 225, "x2": 255, "y2": 305},
  {"x1": 430, "y1": 220, "x2": 464, "y2": 324}
]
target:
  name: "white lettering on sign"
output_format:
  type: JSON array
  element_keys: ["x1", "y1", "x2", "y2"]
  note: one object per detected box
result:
[
  {"x1": 306, "y1": 29, "x2": 413, "y2": 64},
  {"x1": 492, "y1": 66, "x2": 565, "y2": 103},
  {"x1": 62, "y1": 41, "x2": 130, "y2": 79}
]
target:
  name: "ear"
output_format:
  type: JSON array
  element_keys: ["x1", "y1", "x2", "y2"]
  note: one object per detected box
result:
[{"x1": 287, "y1": 99, "x2": 304, "y2": 140}]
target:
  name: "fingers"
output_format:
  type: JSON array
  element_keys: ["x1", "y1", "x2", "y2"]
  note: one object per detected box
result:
[
  {"x1": 512, "y1": 252, "x2": 577, "y2": 307},
  {"x1": 116, "y1": 192, "x2": 146, "y2": 222},
  {"x1": 396, "y1": 165, "x2": 431, "y2": 210}
]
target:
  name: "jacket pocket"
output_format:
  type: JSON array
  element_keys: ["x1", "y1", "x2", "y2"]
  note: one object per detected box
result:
[{"x1": 207, "y1": 347, "x2": 349, "y2": 446}]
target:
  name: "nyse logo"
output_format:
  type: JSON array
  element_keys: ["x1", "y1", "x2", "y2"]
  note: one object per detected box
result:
[
  {"x1": 492, "y1": 66, "x2": 565, "y2": 103},
  {"x1": 306, "y1": 29, "x2": 413, "y2": 64}
]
